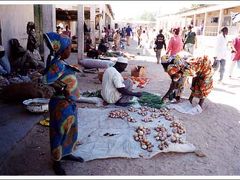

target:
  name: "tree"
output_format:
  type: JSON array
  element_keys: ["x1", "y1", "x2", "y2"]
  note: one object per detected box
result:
[
  {"x1": 138, "y1": 11, "x2": 157, "y2": 21},
  {"x1": 191, "y1": 4, "x2": 206, "y2": 9}
]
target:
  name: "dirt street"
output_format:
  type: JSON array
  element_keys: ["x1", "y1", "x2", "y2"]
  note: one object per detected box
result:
[{"x1": 0, "y1": 39, "x2": 240, "y2": 176}]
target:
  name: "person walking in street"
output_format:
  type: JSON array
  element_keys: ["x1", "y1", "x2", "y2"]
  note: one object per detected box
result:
[
  {"x1": 137, "y1": 26, "x2": 142, "y2": 47},
  {"x1": 149, "y1": 28, "x2": 157, "y2": 49},
  {"x1": 43, "y1": 32, "x2": 84, "y2": 175},
  {"x1": 113, "y1": 29, "x2": 121, "y2": 50},
  {"x1": 184, "y1": 25, "x2": 197, "y2": 54},
  {"x1": 212, "y1": 27, "x2": 229, "y2": 82},
  {"x1": 141, "y1": 30, "x2": 148, "y2": 55},
  {"x1": 181, "y1": 27, "x2": 187, "y2": 42},
  {"x1": 125, "y1": 25, "x2": 132, "y2": 46},
  {"x1": 154, "y1": 29, "x2": 166, "y2": 64},
  {"x1": 229, "y1": 32, "x2": 240, "y2": 78},
  {"x1": 166, "y1": 27, "x2": 183, "y2": 56}
]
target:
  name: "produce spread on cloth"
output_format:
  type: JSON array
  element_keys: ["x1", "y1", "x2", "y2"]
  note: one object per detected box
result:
[{"x1": 73, "y1": 106, "x2": 196, "y2": 161}]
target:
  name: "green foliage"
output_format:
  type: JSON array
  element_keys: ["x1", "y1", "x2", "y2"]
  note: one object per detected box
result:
[
  {"x1": 138, "y1": 11, "x2": 157, "y2": 21},
  {"x1": 121, "y1": 10, "x2": 157, "y2": 21},
  {"x1": 191, "y1": 4, "x2": 206, "y2": 9},
  {"x1": 138, "y1": 91, "x2": 163, "y2": 109},
  {"x1": 82, "y1": 90, "x2": 102, "y2": 98}
]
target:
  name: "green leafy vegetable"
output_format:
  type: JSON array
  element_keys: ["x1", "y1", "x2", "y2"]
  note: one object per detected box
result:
[{"x1": 138, "y1": 91, "x2": 163, "y2": 109}]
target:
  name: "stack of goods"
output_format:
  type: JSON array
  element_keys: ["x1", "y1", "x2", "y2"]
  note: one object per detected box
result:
[{"x1": 131, "y1": 76, "x2": 150, "y2": 88}]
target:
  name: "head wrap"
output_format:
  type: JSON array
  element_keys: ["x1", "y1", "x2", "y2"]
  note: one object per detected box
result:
[
  {"x1": 167, "y1": 64, "x2": 181, "y2": 76},
  {"x1": 117, "y1": 57, "x2": 128, "y2": 64},
  {"x1": 43, "y1": 32, "x2": 71, "y2": 56},
  {"x1": 161, "y1": 55, "x2": 175, "y2": 64}
]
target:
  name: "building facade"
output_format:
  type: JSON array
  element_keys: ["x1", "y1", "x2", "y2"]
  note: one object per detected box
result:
[
  {"x1": 0, "y1": 4, "x2": 114, "y2": 63},
  {"x1": 156, "y1": 3, "x2": 240, "y2": 37}
]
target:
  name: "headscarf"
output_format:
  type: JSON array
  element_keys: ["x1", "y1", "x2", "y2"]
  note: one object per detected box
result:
[
  {"x1": 161, "y1": 55, "x2": 174, "y2": 64},
  {"x1": 43, "y1": 32, "x2": 71, "y2": 73},
  {"x1": 167, "y1": 64, "x2": 181, "y2": 76},
  {"x1": 43, "y1": 32, "x2": 71, "y2": 56}
]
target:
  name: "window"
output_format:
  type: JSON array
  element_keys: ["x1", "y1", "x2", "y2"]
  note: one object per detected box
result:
[
  {"x1": 222, "y1": 16, "x2": 231, "y2": 26},
  {"x1": 211, "y1": 17, "x2": 219, "y2": 23}
]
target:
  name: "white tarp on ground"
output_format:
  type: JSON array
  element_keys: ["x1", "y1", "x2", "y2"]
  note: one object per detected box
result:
[
  {"x1": 167, "y1": 100, "x2": 203, "y2": 115},
  {"x1": 73, "y1": 107, "x2": 196, "y2": 161}
]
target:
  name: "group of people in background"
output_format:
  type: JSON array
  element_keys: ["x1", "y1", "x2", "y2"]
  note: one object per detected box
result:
[
  {"x1": 152, "y1": 25, "x2": 240, "y2": 81},
  {"x1": 54, "y1": 22, "x2": 240, "y2": 82},
  {"x1": 151, "y1": 24, "x2": 240, "y2": 109},
  {"x1": 154, "y1": 25, "x2": 197, "y2": 60},
  {"x1": 56, "y1": 24, "x2": 71, "y2": 38}
]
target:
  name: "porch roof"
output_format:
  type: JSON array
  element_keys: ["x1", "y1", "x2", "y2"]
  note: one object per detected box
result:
[{"x1": 158, "y1": 3, "x2": 240, "y2": 18}]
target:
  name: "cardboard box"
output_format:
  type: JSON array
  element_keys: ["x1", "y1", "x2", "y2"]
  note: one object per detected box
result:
[
  {"x1": 131, "y1": 66, "x2": 146, "y2": 77},
  {"x1": 98, "y1": 71, "x2": 105, "y2": 82}
]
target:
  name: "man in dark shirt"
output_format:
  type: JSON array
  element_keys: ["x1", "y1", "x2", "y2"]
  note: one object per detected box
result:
[
  {"x1": 154, "y1": 29, "x2": 166, "y2": 64},
  {"x1": 125, "y1": 26, "x2": 132, "y2": 46},
  {"x1": 98, "y1": 39, "x2": 109, "y2": 54},
  {"x1": 184, "y1": 25, "x2": 197, "y2": 54}
]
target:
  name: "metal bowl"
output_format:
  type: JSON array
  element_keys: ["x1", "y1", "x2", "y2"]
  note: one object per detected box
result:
[{"x1": 23, "y1": 98, "x2": 50, "y2": 113}]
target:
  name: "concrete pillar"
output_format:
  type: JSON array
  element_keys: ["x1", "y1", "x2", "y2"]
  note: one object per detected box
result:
[
  {"x1": 42, "y1": 5, "x2": 56, "y2": 62},
  {"x1": 193, "y1": 14, "x2": 196, "y2": 27},
  {"x1": 102, "y1": 5, "x2": 106, "y2": 28},
  {"x1": 217, "y1": 9, "x2": 223, "y2": 34},
  {"x1": 77, "y1": 4, "x2": 84, "y2": 61},
  {"x1": 203, "y1": 12, "x2": 207, "y2": 36},
  {"x1": 98, "y1": 5, "x2": 103, "y2": 39},
  {"x1": 90, "y1": 4, "x2": 96, "y2": 47}
]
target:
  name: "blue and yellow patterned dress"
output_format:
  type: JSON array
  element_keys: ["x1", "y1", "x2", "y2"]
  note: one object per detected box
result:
[{"x1": 43, "y1": 57, "x2": 80, "y2": 161}]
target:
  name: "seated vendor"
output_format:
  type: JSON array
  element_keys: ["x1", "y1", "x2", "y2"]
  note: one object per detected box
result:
[
  {"x1": 0, "y1": 45, "x2": 11, "y2": 75},
  {"x1": 98, "y1": 39, "x2": 109, "y2": 55},
  {"x1": 101, "y1": 57, "x2": 142, "y2": 106}
]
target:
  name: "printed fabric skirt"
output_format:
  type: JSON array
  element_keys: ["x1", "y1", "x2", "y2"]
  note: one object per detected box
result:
[
  {"x1": 175, "y1": 76, "x2": 187, "y2": 97},
  {"x1": 191, "y1": 75, "x2": 213, "y2": 99},
  {"x1": 49, "y1": 97, "x2": 78, "y2": 161}
]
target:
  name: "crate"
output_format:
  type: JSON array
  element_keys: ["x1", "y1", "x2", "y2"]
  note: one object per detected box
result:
[{"x1": 131, "y1": 66, "x2": 146, "y2": 77}]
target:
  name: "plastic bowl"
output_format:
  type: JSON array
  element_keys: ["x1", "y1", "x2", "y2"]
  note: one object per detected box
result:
[{"x1": 23, "y1": 98, "x2": 50, "y2": 113}]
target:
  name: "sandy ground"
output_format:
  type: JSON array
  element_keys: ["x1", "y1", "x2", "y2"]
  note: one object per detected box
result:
[{"x1": 0, "y1": 39, "x2": 240, "y2": 176}]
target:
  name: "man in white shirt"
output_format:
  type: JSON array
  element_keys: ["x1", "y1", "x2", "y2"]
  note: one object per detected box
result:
[
  {"x1": 101, "y1": 57, "x2": 142, "y2": 105},
  {"x1": 213, "y1": 27, "x2": 229, "y2": 82}
]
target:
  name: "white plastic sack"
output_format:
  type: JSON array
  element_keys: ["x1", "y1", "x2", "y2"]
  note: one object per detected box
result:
[
  {"x1": 76, "y1": 96, "x2": 104, "y2": 107},
  {"x1": 167, "y1": 100, "x2": 202, "y2": 115},
  {"x1": 80, "y1": 59, "x2": 114, "y2": 69}
]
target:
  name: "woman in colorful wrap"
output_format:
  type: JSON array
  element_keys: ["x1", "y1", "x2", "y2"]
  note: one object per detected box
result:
[
  {"x1": 43, "y1": 32, "x2": 84, "y2": 175},
  {"x1": 161, "y1": 52, "x2": 214, "y2": 107},
  {"x1": 161, "y1": 53, "x2": 188, "y2": 103}
]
